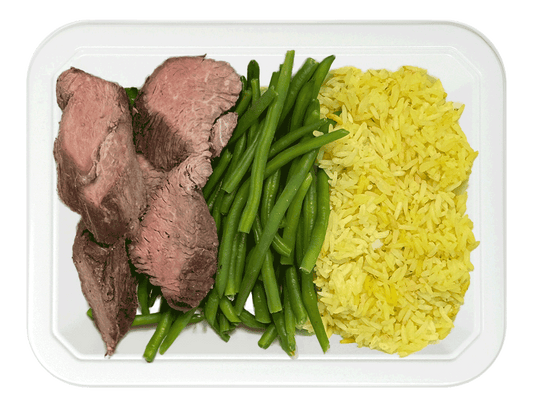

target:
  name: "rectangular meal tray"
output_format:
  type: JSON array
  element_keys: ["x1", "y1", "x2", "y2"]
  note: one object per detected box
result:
[{"x1": 27, "y1": 20, "x2": 506, "y2": 387}]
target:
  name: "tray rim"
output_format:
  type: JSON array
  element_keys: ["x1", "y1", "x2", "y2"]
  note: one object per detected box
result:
[{"x1": 25, "y1": 18, "x2": 507, "y2": 387}]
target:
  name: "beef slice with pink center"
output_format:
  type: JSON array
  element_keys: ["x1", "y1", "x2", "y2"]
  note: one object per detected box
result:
[
  {"x1": 132, "y1": 56, "x2": 242, "y2": 171},
  {"x1": 129, "y1": 153, "x2": 218, "y2": 311},
  {"x1": 54, "y1": 67, "x2": 146, "y2": 244}
]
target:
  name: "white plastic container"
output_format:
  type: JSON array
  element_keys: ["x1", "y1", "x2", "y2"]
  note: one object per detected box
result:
[{"x1": 27, "y1": 21, "x2": 505, "y2": 387}]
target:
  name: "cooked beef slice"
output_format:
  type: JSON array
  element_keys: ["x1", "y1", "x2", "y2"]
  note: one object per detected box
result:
[
  {"x1": 136, "y1": 153, "x2": 167, "y2": 202},
  {"x1": 72, "y1": 220, "x2": 138, "y2": 356},
  {"x1": 210, "y1": 112, "x2": 239, "y2": 157},
  {"x1": 132, "y1": 56, "x2": 242, "y2": 171},
  {"x1": 54, "y1": 67, "x2": 146, "y2": 244},
  {"x1": 129, "y1": 153, "x2": 218, "y2": 311}
]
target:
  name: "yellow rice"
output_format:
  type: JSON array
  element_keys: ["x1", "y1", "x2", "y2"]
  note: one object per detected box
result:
[{"x1": 308, "y1": 66, "x2": 479, "y2": 357}]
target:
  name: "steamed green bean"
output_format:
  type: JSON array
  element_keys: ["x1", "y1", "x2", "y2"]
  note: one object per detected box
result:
[
  {"x1": 300, "y1": 168, "x2": 331, "y2": 274},
  {"x1": 159, "y1": 308, "x2": 197, "y2": 354},
  {"x1": 239, "y1": 50, "x2": 295, "y2": 234},
  {"x1": 234, "y1": 148, "x2": 319, "y2": 315},
  {"x1": 203, "y1": 149, "x2": 232, "y2": 199}
]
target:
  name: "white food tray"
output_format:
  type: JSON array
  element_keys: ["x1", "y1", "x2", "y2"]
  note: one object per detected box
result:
[{"x1": 27, "y1": 20, "x2": 506, "y2": 387}]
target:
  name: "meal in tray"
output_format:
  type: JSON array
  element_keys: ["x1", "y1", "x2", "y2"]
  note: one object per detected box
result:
[{"x1": 53, "y1": 50, "x2": 478, "y2": 360}]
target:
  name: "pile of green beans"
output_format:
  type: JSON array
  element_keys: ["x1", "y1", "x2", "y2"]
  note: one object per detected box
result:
[
  {"x1": 87, "y1": 51, "x2": 344, "y2": 360},
  {"x1": 201, "y1": 51, "x2": 343, "y2": 356}
]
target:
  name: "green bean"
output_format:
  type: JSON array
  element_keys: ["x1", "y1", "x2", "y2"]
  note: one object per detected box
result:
[
  {"x1": 271, "y1": 234, "x2": 292, "y2": 257},
  {"x1": 252, "y1": 282, "x2": 271, "y2": 324},
  {"x1": 285, "y1": 157, "x2": 300, "y2": 185},
  {"x1": 280, "y1": 172, "x2": 313, "y2": 265},
  {"x1": 234, "y1": 88, "x2": 252, "y2": 117},
  {"x1": 247, "y1": 60, "x2": 260, "y2": 84},
  {"x1": 301, "y1": 168, "x2": 331, "y2": 273},
  {"x1": 306, "y1": 97, "x2": 321, "y2": 115},
  {"x1": 247, "y1": 77, "x2": 262, "y2": 146},
  {"x1": 203, "y1": 291, "x2": 232, "y2": 342},
  {"x1": 219, "y1": 133, "x2": 248, "y2": 213},
  {"x1": 295, "y1": 218, "x2": 305, "y2": 267},
  {"x1": 137, "y1": 275, "x2": 150, "y2": 315},
  {"x1": 210, "y1": 317, "x2": 231, "y2": 342},
  {"x1": 260, "y1": 169, "x2": 281, "y2": 228},
  {"x1": 219, "y1": 190, "x2": 237, "y2": 216},
  {"x1": 206, "y1": 180, "x2": 223, "y2": 212},
  {"x1": 202, "y1": 148, "x2": 232, "y2": 199},
  {"x1": 211, "y1": 189, "x2": 226, "y2": 233},
  {"x1": 269, "y1": 71, "x2": 280, "y2": 88},
  {"x1": 219, "y1": 296, "x2": 241, "y2": 323},
  {"x1": 258, "y1": 169, "x2": 292, "y2": 258},
  {"x1": 204, "y1": 289, "x2": 220, "y2": 327},
  {"x1": 234, "y1": 147, "x2": 318, "y2": 315},
  {"x1": 189, "y1": 313, "x2": 204, "y2": 325},
  {"x1": 159, "y1": 308, "x2": 197, "y2": 354},
  {"x1": 283, "y1": 286, "x2": 297, "y2": 354},
  {"x1": 143, "y1": 303, "x2": 176, "y2": 362},
  {"x1": 240, "y1": 75, "x2": 247, "y2": 91},
  {"x1": 280, "y1": 57, "x2": 319, "y2": 123},
  {"x1": 227, "y1": 128, "x2": 248, "y2": 172},
  {"x1": 148, "y1": 286, "x2": 161, "y2": 308},
  {"x1": 224, "y1": 231, "x2": 241, "y2": 297},
  {"x1": 258, "y1": 323, "x2": 278, "y2": 349},
  {"x1": 125, "y1": 87, "x2": 138, "y2": 108},
  {"x1": 221, "y1": 129, "x2": 260, "y2": 194},
  {"x1": 233, "y1": 232, "x2": 248, "y2": 292},
  {"x1": 239, "y1": 50, "x2": 295, "y2": 234},
  {"x1": 272, "y1": 311, "x2": 295, "y2": 356},
  {"x1": 301, "y1": 268, "x2": 329, "y2": 353},
  {"x1": 132, "y1": 312, "x2": 161, "y2": 326},
  {"x1": 322, "y1": 117, "x2": 337, "y2": 132},
  {"x1": 313, "y1": 109, "x2": 340, "y2": 133},
  {"x1": 292, "y1": 102, "x2": 322, "y2": 261},
  {"x1": 251, "y1": 216, "x2": 282, "y2": 313},
  {"x1": 268, "y1": 119, "x2": 327, "y2": 158},
  {"x1": 284, "y1": 266, "x2": 307, "y2": 326},
  {"x1": 301, "y1": 99, "x2": 321, "y2": 143},
  {"x1": 261, "y1": 251, "x2": 282, "y2": 313},
  {"x1": 232, "y1": 76, "x2": 247, "y2": 109},
  {"x1": 216, "y1": 325, "x2": 231, "y2": 342},
  {"x1": 289, "y1": 81, "x2": 313, "y2": 132},
  {"x1": 265, "y1": 129, "x2": 349, "y2": 177},
  {"x1": 311, "y1": 55, "x2": 336, "y2": 98},
  {"x1": 218, "y1": 311, "x2": 231, "y2": 334},
  {"x1": 249, "y1": 115, "x2": 266, "y2": 142},
  {"x1": 275, "y1": 264, "x2": 282, "y2": 283},
  {"x1": 304, "y1": 99, "x2": 321, "y2": 128},
  {"x1": 214, "y1": 181, "x2": 250, "y2": 297},
  {"x1": 239, "y1": 309, "x2": 268, "y2": 329},
  {"x1": 302, "y1": 168, "x2": 318, "y2": 251},
  {"x1": 230, "y1": 85, "x2": 278, "y2": 143},
  {"x1": 211, "y1": 187, "x2": 224, "y2": 218}
]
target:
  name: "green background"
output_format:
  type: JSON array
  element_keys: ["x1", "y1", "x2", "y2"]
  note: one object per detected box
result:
[{"x1": 8, "y1": 0, "x2": 532, "y2": 409}]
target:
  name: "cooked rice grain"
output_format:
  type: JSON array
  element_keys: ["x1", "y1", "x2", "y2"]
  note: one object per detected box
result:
[{"x1": 309, "y1": 66, "x2": 479, "y2": 357}]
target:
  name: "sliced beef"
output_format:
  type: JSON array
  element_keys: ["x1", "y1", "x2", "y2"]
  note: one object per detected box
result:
[
  {"x1": 129, "y1": 153, "x2": 218, "y2": 311},
  {"x1": 72, "y1": 220, "x2": 138, "y2": 356},
  {"x1": 132, "y1": 56, "x2": 242, "y2": 171},
  {"x1": 54, "y1": 68, "x2": 146, "y2": 244},
  {"x1": 136, "y1": 153, "x2": 166, "y2": 202},
  {"x1": 210, "y1": 112, "x2": 239, "y2": 157}
]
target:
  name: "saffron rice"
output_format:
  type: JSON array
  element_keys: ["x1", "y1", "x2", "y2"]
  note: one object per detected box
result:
[{"x1": 308, "y1": 66, "x2": 479, "y2": 357}]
